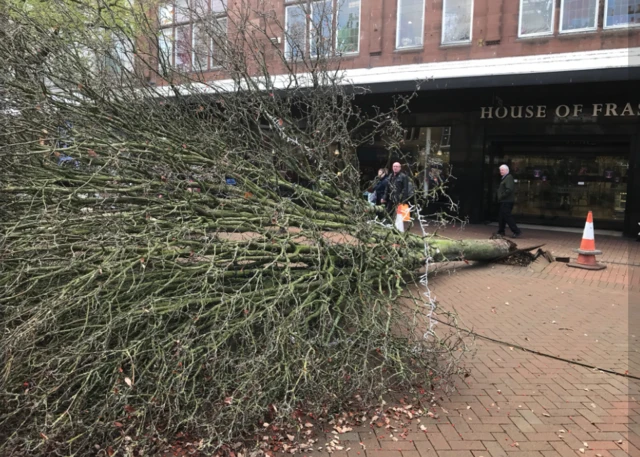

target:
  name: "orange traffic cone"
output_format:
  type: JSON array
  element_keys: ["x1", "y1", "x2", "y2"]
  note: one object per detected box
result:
[{"x1": 568, "y1": 211, "x2": 606, "y2": 270}]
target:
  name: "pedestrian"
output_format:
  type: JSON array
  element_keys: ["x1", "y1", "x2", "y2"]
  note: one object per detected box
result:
[
  {"x1": 371, "y1": 168, "x2": 389, "y2": 206},
  {"x1": 381, "y1": 162, "x2": 410, "y2": 230},
  {"x1": 496, "y1": 164, "x2": 522, "y2": 238}
]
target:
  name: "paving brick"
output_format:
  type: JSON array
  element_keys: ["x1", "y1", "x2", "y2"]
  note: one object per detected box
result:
[
  {"x1": 448, "y1": 442, "x2": 486, "y2": 451},
  {"x1": 482, "y1": 441, "x2": 508, "y2": 457},
  {"x1": 481, "y1": 418, "x2": 515, "y2": 425},
  {"x1": 366, "y1": 451, "x2": 404, "y2": 457},
  {"x1": 550, "y1": 441, "x2": 582, "y2": 457},
  {"x1": 581, "y1": 452, "x2": 614, "y2": 457},
  {"x1": 414, "y1": 441, "x2": 435, "y2": 457},
  {"x1": 540, "y1": 452, "x2": 563, "y2": 457},
  {"x1": 580, "y1": 408, "x2": 610, "y2": 422},
  {"x1": 491, "y1": 434, "x2": 514, "y2": 452},
  {"x1": 436, "y1": 451, "x2": 474, "y2": 457},
  {"x1": 504, "y1": 452, "x2": 544, "y2": 457},
  {"x1": 437, "y1": 425, "x2": 463, "y2": 442},
  {"x1": 405, "y1": 433, "x2": 432, "y2": 441},
  {"x1": 470, "y1": 424, "x2": 505, "y2": 433},
  {"x1": 511, "y1": 417, "x2": 536, "y2": 433},
  {"x1": 525, "y1": 433, "x2": 565, "y2": 441},
  {"x1": 583, "y1": 441, "x2": 624, "y2": 450},
  {"x1": 427, "y1": 433, "x2": 451, "y2": 451},
  {"x1": 516, "y1": 442, "x2": 554, "y2": 451},
  {"x1": 572, "y1": 416, "x2": 600, "y2": 433},
  {"x1": 459, "y1": 433, "x2": 495, "y2": 441},
  {"x1": 380, "y1": 441, "x2": 417, "y2": 451},
  {"x1": 595, "y1": 424, "x2": 629, "y2": 432}
]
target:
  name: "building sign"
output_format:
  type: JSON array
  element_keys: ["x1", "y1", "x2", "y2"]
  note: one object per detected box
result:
[{"x1": 480, "y1": 103, "x2": 640, "y2": 119}]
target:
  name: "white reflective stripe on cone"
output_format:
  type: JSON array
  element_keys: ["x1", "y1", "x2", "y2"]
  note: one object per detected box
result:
[{"x1": 582, "y1": 222, "x2": 595, "y2": 240}]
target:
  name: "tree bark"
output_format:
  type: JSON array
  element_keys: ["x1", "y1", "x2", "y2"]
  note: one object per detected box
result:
[{"x1": 428, "y1": 238, "x2": 514, "y2": 262}]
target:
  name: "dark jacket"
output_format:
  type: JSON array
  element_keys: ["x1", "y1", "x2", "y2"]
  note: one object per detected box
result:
[
  {"x1": 372, "y1": 175, "x2": 389, "y2": 205},
  {"x1": 497, "y1": 173, "x2": 515, "y2": 202},
  {"x1": 385, "y1": 172, "x2": 409, "y2": 204}
]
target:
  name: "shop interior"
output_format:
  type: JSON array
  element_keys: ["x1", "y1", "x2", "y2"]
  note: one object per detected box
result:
[{"x1": 484, "y1": 138, "x2": 630, "y2": 230}]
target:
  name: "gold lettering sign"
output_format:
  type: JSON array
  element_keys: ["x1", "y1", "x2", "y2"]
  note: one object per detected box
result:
[{"x1": 479, "y1": 103, "x2": 640, "y2": 119}]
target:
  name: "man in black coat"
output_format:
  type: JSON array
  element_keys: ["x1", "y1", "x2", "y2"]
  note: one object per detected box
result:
[
  {"x1": 381, "y1": 162, "x2": 409, "y2": 216},
  {"x1": 497, "y1": 164, "x2": 521, "y2": 238}
]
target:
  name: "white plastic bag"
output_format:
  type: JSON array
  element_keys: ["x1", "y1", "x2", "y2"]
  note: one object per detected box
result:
[{"x1": 395, "y1": 213, "x2": 405, "y2": 232}]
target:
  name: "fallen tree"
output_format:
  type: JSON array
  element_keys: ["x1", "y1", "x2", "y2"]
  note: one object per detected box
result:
[{"x1": 0, "y1": 1, "x2": 510, "y2": 455}]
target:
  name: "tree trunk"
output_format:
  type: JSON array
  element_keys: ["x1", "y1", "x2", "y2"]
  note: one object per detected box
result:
[{"x1": 428, "y1": 238, "x2": 514, "y2": 262}]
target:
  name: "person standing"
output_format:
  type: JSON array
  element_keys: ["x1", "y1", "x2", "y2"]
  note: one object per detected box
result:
[
  {"x1": 381, "y1": 162, "x2": 409, "y2": 216},
  {"x1": 371, "y1": 168, "x2": 389, "y2": 206},
  {"x1": 497, "y1": 164, "x2": 522, "y2": 238}
]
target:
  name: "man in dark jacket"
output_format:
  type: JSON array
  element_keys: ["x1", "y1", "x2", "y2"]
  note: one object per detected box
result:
[
  {"x1": 497, "y1": 164, "x2": 521, "y2": 238},
  {"x1": 371, "y1": 168, "x2": 389, "y2": 206},
  {"x1": 381, "y1": 162, "x2": 409, "y2": 216}
]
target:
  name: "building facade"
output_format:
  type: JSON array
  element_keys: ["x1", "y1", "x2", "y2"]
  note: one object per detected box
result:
[{"x1": 152, "y1": 0, "x2": 640, "y2": 237}]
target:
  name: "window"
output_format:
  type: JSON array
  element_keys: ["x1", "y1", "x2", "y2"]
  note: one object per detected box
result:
[
  {"x1": 103, "y1": 34, "x2": 135, "y2": 76},
  {"x1": 311, "y1": 0, "x2": 333, "y2": 56},
  {"x1": 604, "y1": 0, "x2": 640, "y2": 28},
  {"x1": 336, "y1": 0, "x2": 360, "y2": 53},
  {"x1": 442, "y1": 0, "x2": 474, "y2": 44},
  {"x1": 396, "y1": 0, "x2": 425, "y2": 49},
  {"x1": 284, "y1": 0, "x2": 361, "y2": 59},
  {"x1": 519, "y1": 0, "x2": 555, "y2": 37},
  {"x1": 560, "y1": 0, "x2": 598, "y2": 32},
  {"x1": 285, "y1": 4, "x2": 306, "y2": 59},
  {"x1": 157, "y1": 0, "x2": 227, "y2": 73}
]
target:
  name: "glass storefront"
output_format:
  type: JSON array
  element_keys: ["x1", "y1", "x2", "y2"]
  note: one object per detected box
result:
[
  {"x1": 484, "y1": 139, "x2": 629, "y2": 230},
  {"x1": 357, "y1": 126, "x2": 452, "y2": 193}
]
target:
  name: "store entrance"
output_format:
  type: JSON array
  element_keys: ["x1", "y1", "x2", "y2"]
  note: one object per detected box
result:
[{"x1": 484, "y1": 138, "x2": 630, "y2": 231}]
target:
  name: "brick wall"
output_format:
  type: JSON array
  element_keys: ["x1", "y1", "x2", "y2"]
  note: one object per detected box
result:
[{"x1": 149, "y1": 0, "x2": 640, "y2": 85}]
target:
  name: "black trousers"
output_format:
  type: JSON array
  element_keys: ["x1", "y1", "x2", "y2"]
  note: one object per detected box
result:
[{"x1": 498, "y1": 202, "x2": 520, "y2": 235}]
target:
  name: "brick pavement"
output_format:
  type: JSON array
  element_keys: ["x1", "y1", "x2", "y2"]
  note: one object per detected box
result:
[{"x1": 305, "y1": 225, "x2": 639, "y2": 457}]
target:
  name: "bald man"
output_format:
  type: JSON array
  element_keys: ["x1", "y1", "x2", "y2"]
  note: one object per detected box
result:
[
  {"x1": 381, "y1": 162, "x2": 410, "y2": 216},
  {"x1": 497, "y1": 164, "x2": 521, "y2": 238}
]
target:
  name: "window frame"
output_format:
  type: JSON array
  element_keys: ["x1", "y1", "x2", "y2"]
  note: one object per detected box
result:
[
  {"x1": 335, "y1": 0, "x2": 362, "y2": 55},
  {"x1": 310, "y1": 0, "x2": 333, "y2": 57},
  {"x1": 559, "y1": 0, "x2": 599, "y2": 34},
  {"x1": 603, "y1": 0, "x2": 640, "y2": 29},
  {"x1": 157, "y1": 0, "x2": 228, "y2": 73},
  {"x1": 284, "y1": 0, "x2": 361, "y2": 60},
  {"x1": 396, "y1": 0, "x2": 426, "y2": 50},
  {"x1": 518, "y1": 0, "x2": 556, "y2": 38},
  {"x1": 284, "y1": 3, "x2": 307, "y2": 60},
  {"x1": 441, "y1": 0, "x2": 474, "y2": 45}
]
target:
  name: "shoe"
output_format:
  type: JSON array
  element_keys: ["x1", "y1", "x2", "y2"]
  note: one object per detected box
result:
[{"x1": 511, "y1": 233, "x2": 521, "y2": 239}]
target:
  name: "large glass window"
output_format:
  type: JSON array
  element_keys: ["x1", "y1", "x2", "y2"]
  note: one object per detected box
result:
[
  {"x1": 484, "y1": 141, "x2": 629, "y2": 229},
  {"x1": 560, "y1": 0, "x2": 598, "y2": 32},
  {"x1": 604, "y1": 0, "x2": 640, "y2": 28},
  {"x1": 336, "y1": 0, "x2": 360, "y2": 54},
  {"x1": 519, "y1": 0, "x2": 555, "y2": 37},
  {"x1": 157, "y1": 0, "x2": 228, "y2": 72},
  {"x1": 175, "y1": 24, "x2": 191, "y2": 70},
  {"x1": 396, "y1": 0, "x2": 425, "y2": 49},
  {"x1": 442, "y1": 0, "x2": 473, "y2": 44},
  {"x1": 285, "y1": 4, "x2": 307, "y2": 59},
  {"x1": 192, "y1": 23, "x2": 209, "y2": 72},
  {"x1": 285, "y1": 0, "x2": 361, "y2": 59},
  {"x1": 311, "y1": 0, "x2": 333, "y2": 56},
  {"x1": 158, "y1": 28, "x2": 174, "y2": 72}
]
